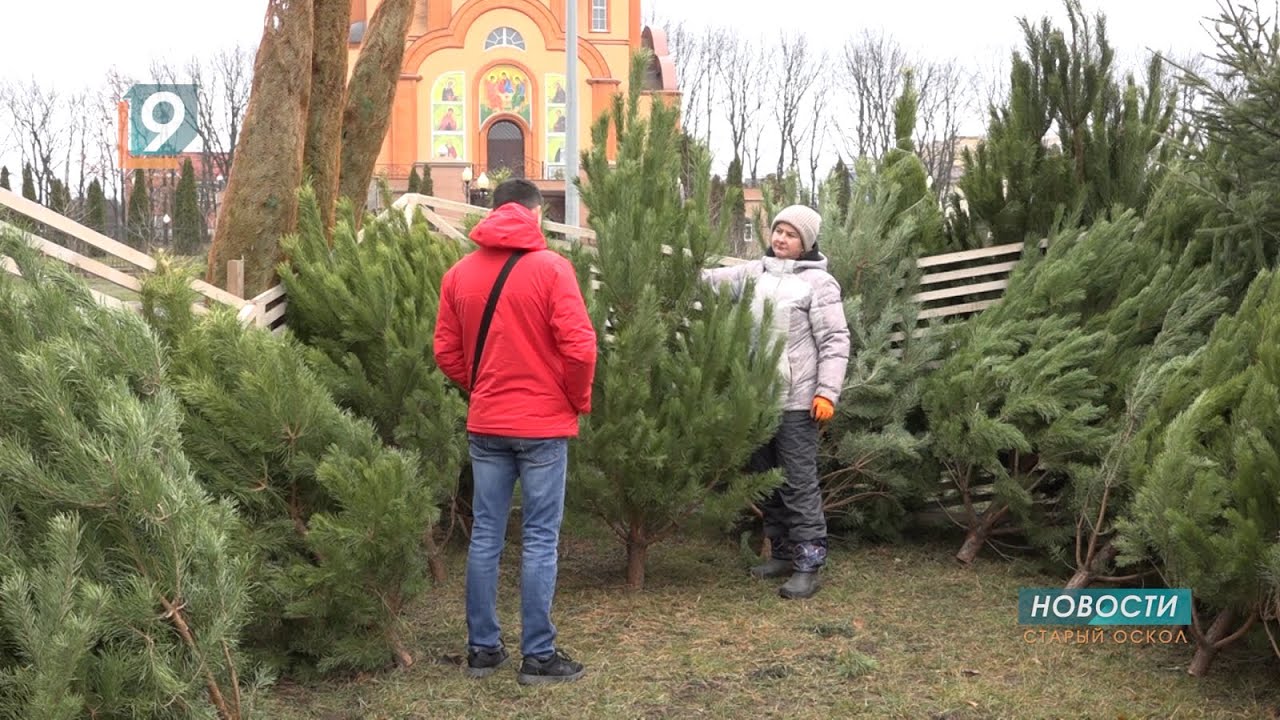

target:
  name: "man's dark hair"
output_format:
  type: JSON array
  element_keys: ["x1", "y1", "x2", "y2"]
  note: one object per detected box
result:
[{"x1": 492, "y1": 177, "x2": 542, "y2": 210}]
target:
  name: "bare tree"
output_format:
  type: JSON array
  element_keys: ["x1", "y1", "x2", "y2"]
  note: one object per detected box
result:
[
  {"x1": 914, "y1": 59, "x2": 975, "y2": 200},
  {"x1": 838, "y1": 30, "x2": 910, "y2": 161},
  {"x1": 663, "y1": 21, "x2": 723, "y2": 146},
  {"x1": 801, "y1": 72, "x2": 831, "y2": 204},
  {"x1": 717, "y1": 30, "x2": 767, "y2": 174},
  {"x1": 2, "y1": 79, "x2": 65, "y2": 205},
  {"x1": 151, "y1": 45, "x2": 254, "y2": 183},
  {"x1": 773, "y1": 34, "x2": 819, "y2": 179}
]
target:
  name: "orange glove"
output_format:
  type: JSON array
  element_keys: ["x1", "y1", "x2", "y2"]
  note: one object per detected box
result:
[{"x1": 811, "y1": 396, "x2": 835, "y2": 422}]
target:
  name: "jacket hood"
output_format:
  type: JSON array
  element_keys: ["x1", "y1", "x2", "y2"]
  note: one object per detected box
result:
[{"x1": 469, "y1": 202, "x2": 548, "y2": 251}]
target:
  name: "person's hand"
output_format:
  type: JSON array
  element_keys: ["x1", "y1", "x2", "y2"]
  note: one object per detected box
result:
[{"x1": 811, "y1": 396, "x2": 835, "y2": 422}]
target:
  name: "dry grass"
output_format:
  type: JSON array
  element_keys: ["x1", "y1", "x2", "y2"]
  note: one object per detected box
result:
[{"x1": 260, "y1": 520, "x2": 1280, "y2": 720}]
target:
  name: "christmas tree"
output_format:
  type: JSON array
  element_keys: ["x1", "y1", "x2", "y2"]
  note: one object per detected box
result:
[
  {"x1": 85, "y1": 178, "x2": 107, "y2": 236},
  {"x1": 813, "y1": 160, "x2": 944, "y2": 538},
  {"x1": 571, "y1": 53, "x2": 785, "y2": 589},
  {"x1": 0, "y1": 232, "x2": 256, "y2": 719},
  {"x1": 278, "y1": 187, "x2": 467, "y2": 581},
  {"x1": 1117, "y1": 269, "x2": 1280, "y2": 676},
  {"x1": 141, "y1": 257, "x2": 441, "y2": 674}
]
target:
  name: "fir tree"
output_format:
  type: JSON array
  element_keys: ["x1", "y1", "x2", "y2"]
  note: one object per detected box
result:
[
  {"x1": 46, "y1": 178, "x2": 69, "y2": 215},
  {"x1": 20, "y1": 163, "x2": 36, "y2": 202},
  {"x1": 126, "y1": 169, "x2": 151, "y2": 249},
  {"x1": 829, "y1": 157, "x2": 852, "y2": 220},
  {"x1": 173, "y1": 158, "x2": 204, "y2": 254},
  {"x1": 277, "y1": 187, "x2": 467, "y2": 582},
  {"x1": 84, "y1": 179, "x2": 106, "y2": 235},
  {"x1": 141, "y1": 259, "x2": 440, "y2": 673},
  {"x1": 572, "y1": 53, "x2": 785, "y2": 589},
  {"x1": 880, "y1": 70, "x2": 947, "y2": 255},
  {"x1": 0, "y1": 232, "x2": 256, "y2": 719},
  {"x1": 0, "y1": 166, "x2": 10, "y2": 191},
  {"x1": 406, "y1": 166, "x2": 421, "y2": 194},
  {"x1": 1117, "y1": 269, "x2": 1280, "y2": 676}
]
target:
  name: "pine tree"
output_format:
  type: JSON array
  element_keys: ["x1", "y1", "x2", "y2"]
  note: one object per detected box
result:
[
  {"x1": 173, "y1": 158, "x2": 204, "y2": 254},
  {"x1": 880, "y1": 70, "x2": 947, "y2": 255},
  {"x1": 924, "y1": 212, "x2": 1157, "y2": 564},
  {"x1": 0, "y1": 166, "x2": 10, "y2": 190},
  {"x1": 140, "y1": 257, "x2": 441, "y2": 673},
  {"x1": 406, "y1": 166, "x2": 421, "y2": 194},
  {"x1": 85, "y1": 179, "x2": 106, "y2": 235},
  {"x1": 950, "y1": 0, "x2": 1173, "y2": 248},
  {"x1": 1116, "y1": 269, "x2": 1280, "y2": 676},
  {"x1": 572, "y1": 53, "x2": 786, "y2": 589},
  {"x1": 815, "y1": 160, "x2": 944, "y2": 537},
  {"x1": 20, "y1": 163, "x2": 36, "y2": 202},
  {"x1": 0, "y1": 232, "x2": 255, "y2": 719},
  {"x1": 126, "y1": 169, "x2": 151, "y2": 249},
  {"x1": 277, "y1": 187, "x2": 467, "y2": 582},
  {"x1": 46, "y1": 178, "x2": 69, "y2": 214}
]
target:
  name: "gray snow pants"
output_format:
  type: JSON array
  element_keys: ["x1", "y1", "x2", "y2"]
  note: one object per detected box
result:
[{"x1": 747, "y1": 410, "x2": 828, "y2": 571}]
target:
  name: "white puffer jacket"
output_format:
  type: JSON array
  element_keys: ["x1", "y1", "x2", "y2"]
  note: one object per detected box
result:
[{"x1": 702, "y1": 253, "x2": 851, "y2": 411}]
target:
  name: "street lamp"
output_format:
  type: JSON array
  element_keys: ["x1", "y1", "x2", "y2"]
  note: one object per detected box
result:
[
  {"x1": 162, "y1": 213, "x2": 171, "y2": 247},
  {"x1": 462, "y1": 165, "x2": 473, "y2": 204},
  {"x1": 476, "y1": 171, "x2": 490, "y2": 207}
]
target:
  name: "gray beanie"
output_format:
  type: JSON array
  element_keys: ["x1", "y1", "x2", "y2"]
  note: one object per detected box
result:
[{"x1": 771, "y1": 204, "x2": 822, "y2": 251}]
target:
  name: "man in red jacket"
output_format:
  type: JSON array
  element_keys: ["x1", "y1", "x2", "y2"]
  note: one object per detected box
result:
[{"x1": 433, "y1": 178, "x2": 597, "y2": 685}]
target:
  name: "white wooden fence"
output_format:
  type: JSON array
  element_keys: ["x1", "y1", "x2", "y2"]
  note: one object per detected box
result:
[{"x1": 0, "y1": 188, "x2": 1043, "y2": 340}]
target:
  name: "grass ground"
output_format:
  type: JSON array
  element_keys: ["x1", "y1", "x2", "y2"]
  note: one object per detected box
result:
[{"x1": 261, "y1": 520, "x2": 1280, "y2": 720}]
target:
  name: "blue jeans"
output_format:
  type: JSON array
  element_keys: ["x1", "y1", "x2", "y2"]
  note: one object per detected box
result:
[{"x1": 465, "y1": 434, "x2": 568, "y2": 658}]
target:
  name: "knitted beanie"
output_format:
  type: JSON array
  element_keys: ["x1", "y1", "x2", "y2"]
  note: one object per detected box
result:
[{"x1": 771, "y1": 204, "x2": 822, "y2": 251}]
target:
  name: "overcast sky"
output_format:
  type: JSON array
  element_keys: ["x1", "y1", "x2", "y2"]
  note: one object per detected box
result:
[{"x1": 1, "y1": 0, "x2": 1226, "y2": 179}]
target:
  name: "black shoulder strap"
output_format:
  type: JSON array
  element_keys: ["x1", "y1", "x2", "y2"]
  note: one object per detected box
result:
[{"x1": 471, "y1": 250, "x2": 528, "y2": 390}]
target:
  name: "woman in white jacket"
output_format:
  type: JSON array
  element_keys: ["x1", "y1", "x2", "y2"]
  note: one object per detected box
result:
[{"x1": 702, "y1": 204, "x2": 851, "y2": 599}]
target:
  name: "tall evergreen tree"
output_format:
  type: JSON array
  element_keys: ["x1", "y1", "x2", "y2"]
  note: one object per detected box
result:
[
  {"x1": 126, "y1": 169, "x2": 152, "y2": 249},
  {"x1": 1117, "y1": 268, "x2": 1280, "y2": 676},
  {"x1": 814, "y1": 160, "x2": 943, "y2": 537},
  {"x1": 141, "y1": 262, "x2": 440, "y2": 673},
  {"x1": 20, "y1": 163, "x2": 36, "y2": 202},
  {"x1": 278, "y1": 188, "x2": 467, "y2": 582},
  {"x1": 406, "y1": 166, "x2": 421, "y2": 194},
  {"x1": 571, "y1": 53, "x2": 785, "y2": 589},
  {"x1": 84, "y1": 179, "x2": 106, "y2": 235},
  {"x1": 0, "y1": 166, "x2": 10, "y2": 191},
  {"x1": 172, "y1": 158, "x2": 204, "y2": 254},
  {"x1": 419, "y1": 163, "x2": 433, "y2": 195},
  {"x1": 0, "y1": 233, "x2": 255, "y2": 719}
]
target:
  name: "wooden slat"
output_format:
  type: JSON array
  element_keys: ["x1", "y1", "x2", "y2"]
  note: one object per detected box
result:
[
  {"x1": 915, "y1": 238, "x2": 1048, "y2": 269},
  {"x1": 917, "y1": 298, "x2": 1000, "y2": 320},
  {"x1": 3, "y1": 254, "x2": 130, "y2": 310},
  {"x1": 24, "y1": 233, "x2": 143, "y2": 293},
  {"x1": 1, "y1": 188, "x2": 154, "y2": 269},
  {"x1": 250, "y1": 284, "x2": 287, "y2": 306},
  {"x1": 919, "y1": 260, "x2": 1020, "y2": 286},
  {"x1": 417, "y1": 205, "x2": 469, "y2": 243},
  {"x1": 0, "y1": 189, "x2": 250, "y2": 309},
  {"x1": 913, "y1": 279, "x2": 1008, "y2": 304},
  {"x1": 262, "y1": 303, "x2": 287, "y2": 328}
]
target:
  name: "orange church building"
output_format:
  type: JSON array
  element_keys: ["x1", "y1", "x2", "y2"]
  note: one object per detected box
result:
[{"x1": 347, "y1": 0, "x2": 678, "y2": 218}]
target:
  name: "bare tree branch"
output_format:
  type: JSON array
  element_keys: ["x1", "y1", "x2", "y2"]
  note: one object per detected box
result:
[{"x1": 774, "y1": 34, "x2": 819, "y2": 179}]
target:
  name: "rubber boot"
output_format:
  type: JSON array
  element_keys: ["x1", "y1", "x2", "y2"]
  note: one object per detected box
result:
[
  {"x1": 749, "y1": 557, "x2": 793, "y2": 579},
  {"x1": 779, "y1": 570, "x2": 821, "y2": 599}
]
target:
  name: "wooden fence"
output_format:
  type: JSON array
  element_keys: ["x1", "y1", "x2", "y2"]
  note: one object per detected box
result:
[{"x1": 0, "y1": 188, "x2": 1044, "y2": 341}]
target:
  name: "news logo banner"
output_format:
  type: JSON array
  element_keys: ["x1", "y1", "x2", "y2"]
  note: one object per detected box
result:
[
  {"x1": 1018, "y1": 589, "x2": 1192, "y2": 626},
  {"x1": 125, "y1": 84, "x2": 199, "y2": 156}
]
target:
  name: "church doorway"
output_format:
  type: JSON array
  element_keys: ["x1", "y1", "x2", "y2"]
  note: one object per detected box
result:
[{"x1": 486, "y1": 119, "x2": 525, "y2": 178}]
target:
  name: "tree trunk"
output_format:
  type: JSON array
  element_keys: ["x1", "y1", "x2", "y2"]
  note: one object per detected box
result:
[
  {"x1": 955, "y1": 504, "x2": 1008, "y2": 564},
  {"x1": 625, "y1": 522, "x2": 648, "y2": 590},
  {"x1": 423, "y1": 526, "x2": 447, "y2": 583},
  {"x1": 305, "y1": 0, "x2": 352, "y2": 238},
  {"x1": 1188, "y1": 608, "x2": 1237, "y2": 677},
  {"x1": 337, "y1": 0, "x2": 414, "y2": 221},
  {"x1": 206, "y1": 0, "x2": 314, "y2": 296},
  {"x1": 1066, "y1": 538, "x2": 1118, "y2": 590}
]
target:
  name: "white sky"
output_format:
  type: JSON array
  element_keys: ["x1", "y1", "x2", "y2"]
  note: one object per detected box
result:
[{"x1": 0, "y1": 0, "x2": 1224, "y2": 179}]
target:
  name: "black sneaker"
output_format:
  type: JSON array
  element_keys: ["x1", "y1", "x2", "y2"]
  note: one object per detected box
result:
[
  {"x1": 465, "y1": 644, "x2": 509, "y2": 678},
  {"x1": 516, "y1": 649, "x2": 585, "y2": 685}
]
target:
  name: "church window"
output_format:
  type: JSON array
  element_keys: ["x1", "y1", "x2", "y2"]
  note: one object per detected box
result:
[{"x1": 485, "y1": 27, "x2": 526, "y2": 50}]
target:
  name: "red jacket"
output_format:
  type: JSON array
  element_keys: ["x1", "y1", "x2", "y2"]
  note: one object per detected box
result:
[{"x1": 433, "y1": 202, "x2": 597, "y2": 438}]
